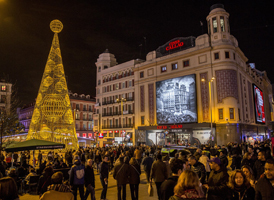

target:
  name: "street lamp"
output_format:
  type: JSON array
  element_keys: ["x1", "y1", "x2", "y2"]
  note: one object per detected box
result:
[
  {"x1": 201, "y1": 77, "x2": 215, "y2": 141},
  {"x1": 116, "y1": 98, "x2": 126, "y2": 144}
]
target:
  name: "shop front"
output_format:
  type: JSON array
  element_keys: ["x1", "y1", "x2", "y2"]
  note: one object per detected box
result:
[
  {"x1": 98, "y1": 130, "x2": 133, "y2": 147},
  {"x1": 136, "y1": 123, "x2": 216, "y2": 147}
]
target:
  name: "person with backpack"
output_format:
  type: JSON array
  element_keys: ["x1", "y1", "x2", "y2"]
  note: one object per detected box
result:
[
  {"x1": 100, "y1": 155, "x2": 109, "y2": 200},
  {"x1": 69, "y1": 155, "x2": 85, "y2": 200}
]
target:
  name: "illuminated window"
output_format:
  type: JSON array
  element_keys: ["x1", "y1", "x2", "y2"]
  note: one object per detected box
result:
[
  {"x1": 212, "y1": 17, "x2": 217, "y2": 33},
  {"x1": 214, "y1": 52, "x2": 219, "y2": 60},
  {"x1": 229, "y1": 108, "x2": 234, "y2": 119},
  {"x1": 220, "y1": 16, "x2": 225, "y2": 32},
  {"x1": 141, "y1": 116, "x2": 145, "y2": 125},
  {"x1": 115, "y1": 131, "x2": 119, "y2": 137},
  {"x1": 161, "y1": 66, "x2": 167, "y2": 72},
  {"x1": 218, "y1": 109, "x2": 223, "y2": 120},
  {"x1": 109, "y1": 131, "x2": 113, "y2": 137},
  {"x1": 140, "y1": 71, "x2": 144, "y2": 78},
  {"x1": 172, "y1": 63, "x2": 178, "y2": 70},
  {"x1": 83, "y1": 133, "x2": 86, "y2": 138},
  {"x1": 225, "y1": 51, "x2": 230, "y2": 59},
  {"x1": 183, "y1": 60, "x2": 190, "y2": 67},
  {"x1": 88, "y1": 133, "x2": 92, "y2": 138},
  {"x1": 1, "y1": 86, "x2": 6, "y2": 91},
  {"x1": 77, "y1": 133, "x2": 80, "y2": 137},
  {"x1": 103, "y1": 132, "x2": 107, "y2": 137}
]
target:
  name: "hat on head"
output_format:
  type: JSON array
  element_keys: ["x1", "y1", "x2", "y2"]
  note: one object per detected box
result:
[{"x1": 208, "y1": 157, "x2": 221, "y2": 165}]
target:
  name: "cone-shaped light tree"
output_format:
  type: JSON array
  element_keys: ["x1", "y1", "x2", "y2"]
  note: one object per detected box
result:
[{"x1": 27, "y1": 20, "x2": 79, "y2": 150}]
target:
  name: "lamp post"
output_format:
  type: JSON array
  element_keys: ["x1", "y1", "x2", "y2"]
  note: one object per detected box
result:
[
  {"x1": 201, "y1": 77, "x2": 215, "y2": 141},
  {"x1": 116, "y1": 98, "x2": 126, "y2": 144}
]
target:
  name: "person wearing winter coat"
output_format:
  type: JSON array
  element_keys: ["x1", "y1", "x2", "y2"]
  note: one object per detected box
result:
[
  {"x1": 203, "y1": 157, "x2": 229, "y2": 200},
  {"x1": 227, "y1": 170, "x2": 255, "y2": 200},
  {"x1": 84, "y1": 159, "x2": 95, "y2": 200},
  {"x1": 40, "y1": 172, "x2": 73, "y2": 200},
  {"x1": 129, "y1": 157, "x2": 141, "y2": 200},
  {"x1": 100, "y1": 155, "x2": 109, "y2": 200},
  {"x1": 37, "y1": 166, "x2": 54, "y2": 197},
  {"x1": 199, "y1": 151, "x2": 210, "y2": 180},
  {"x1": 168, "y1": 170, "x2": 205, "y2": 200},
  {"x1": 69, "y1": 156, "x2": 85, "y2": 200},
  {"x1": 142, "y1": 152, "x2": 154, "y2": 183},
  {"x1": 255, "y1": 159, "x2": 274, "y2": 200},
  {"x1": 163, "y1": 155, "x2": 171, "y2": 178},
  {"x1": 150, "y1": 154, "x2": 168, "y2": 200},
  {"x1": 188, "y1": 156, "x2": 206, "y2": 184},
  {"x1": 241, "y1": 152, "x2": 253, "y2": 168},
  {"x1": 253, "y1": 151, "x2": 266, "y2": 181},
  {"x1": 113, "y1": 156, "x2": 130, "y2": 200},
  {"x1": 219, "y1": 149, "x2": 228, "y2": 170},
  {"x1": 161, "y1": 158, "x2": 185, "y2": 200}
]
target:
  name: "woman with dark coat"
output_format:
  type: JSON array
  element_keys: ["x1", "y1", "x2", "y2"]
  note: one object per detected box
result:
[
  {"x1": 37, "y1": 166, "x2": 54, "y2": 197},
  {"x1": 227, "y1": 169, "x2": 255, "y2": 200},
  {"x1": 129, "y1": 157, "x2": 141, "y2": 200},
  {"x1": 241, "y1": 153, "x2": 253, "y2": 168}
]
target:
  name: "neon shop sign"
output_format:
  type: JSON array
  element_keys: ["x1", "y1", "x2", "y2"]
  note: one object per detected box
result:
[
  {"x1": 157, "y1": 124, "x2": 183, "y2": 129},
  {"x1": 166, "y1": 40, "x2": 184, "y2": 51}
]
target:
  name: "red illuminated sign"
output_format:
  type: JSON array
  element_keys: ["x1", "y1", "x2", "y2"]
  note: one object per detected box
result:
[
  {"x1": 83, "y1": 133, "x2": 86, "y2": 138},
  {"x1": 99, "y1": 133, "x2": 103, "y2": 138},
  {"x1": 157, "y1": 124, "x2": 183, "y2": 129},
  {"x1": 88, "y1": 133, "x2": 92, "y2": 138},
  {"x1": 166, "y1": 40, "x2": 184, "y2": 51}
]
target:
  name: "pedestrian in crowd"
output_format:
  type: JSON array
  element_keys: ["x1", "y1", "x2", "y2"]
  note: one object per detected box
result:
[
  {"x1": 38, "y1": 150, "x2": 43, "y2": 167},
  {"x1": 100, "y1": 155, "x2": 109, "y2": 200},
  {"x1": 194, "y1": 148, "x2": 202, "y2": 161},
  {"x1": 203, "y1": 157, "x2": 229, "y2": 200},
  {"x1": 163, "y1": 155, "x2": 171, "y2": 178},
  {"x1": 241, "y1": 165, "x2": 255, "y2": 188},
  {"x1": 255, "y1": 159, "x2": 274, "y2": 200},
  {"x1": 253, "y1": 150, "x2": 266, "y2": 181},
  {"x1": 37, "y1": 166, "x2": 54, "y2": 197},
  {"x1": 95, "y1": 150, "x2": 102, "y2": 173},
  {"x1": 150, "y1": 154, "x2": 168, "y2": 200},
  {"x1": 227, "y1": 169, "x2": 255, "y2": 200},
  {"x1": 129, "y1": 157, "x2": 141, "y2": 200},
  {"x1": 84, "y1": 159, "x2": 95, "y2": 200},
  {"x1": 69, "y1": 155, "x2": 85, "y2": 200},
  {"x1": 40, "y1": 171, "x2": 73, "y2": 200},
  {"x1": 231, "y1": 149, "x2": 242, "y2": 170},
  {"x1": 241, "y1": 152, "x2": 253, "y2": 168},
  {"x1": 199, "y1": 151, "x2": 210, "y2": 181},
  {"x1": 160, "y1": 158, "x2": 185, "y2": 200},
  {"x1": 142, "y1": 152, "x2": 154, "y2": 184},
  {"x1": 168, "y1": 170, "x2": 205, "y2": 200},
  {"x1": 248, "y1": 146, "x2": 257, "y2": 168},
  {"x1": 113, "y1": 156, "x2": 130, "y2": 200},
  {"x1": 134, "y1": 147, "x2": 142, "y2": 165},
  {"x1": 188, "y1": 155, "x2": 206, "y2": 184},
  {"x1": 219, "y1": 149, "x2": 228, "y2": 170},
  {"x1": 22, "y1": 167, "x2": 37, "y2": 191},
  {"x1": 0, "y1": 177, "x2": 20, "y2": 200}
]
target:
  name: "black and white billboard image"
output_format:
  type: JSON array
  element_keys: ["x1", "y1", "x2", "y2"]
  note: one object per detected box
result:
[{"x1": 156, "y1": 74, "x2": 197, "y2": 124}]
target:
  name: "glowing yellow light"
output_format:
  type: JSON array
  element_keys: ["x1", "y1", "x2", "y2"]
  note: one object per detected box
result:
[{"x1": 27, "y1": 20, "x2": 79, "y2": 150}]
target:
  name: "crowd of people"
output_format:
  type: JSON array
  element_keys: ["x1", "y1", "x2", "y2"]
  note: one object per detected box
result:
[{"x1": 0, "y1": 140, "x2": 273, "y2": 200}]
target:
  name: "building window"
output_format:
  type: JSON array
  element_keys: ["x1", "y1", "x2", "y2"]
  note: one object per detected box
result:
[
  {"x1": 98, "y1": 67, "x2": 101, "y2": 72},
  {"x1": 1, "y1": 86, "x2": 6, "y2": 91},
  {"x1": 109, "y1": 132, "x2": 113, "y2": 137},
  {"x1": 116, "y1": 74, "x2": 119, "y2": 79},
  {"x1": 83, "y1": 124, "x2": 86, "y2": 130},
  {"x1": 225, "y1": 51, "x2": 230, "y2": 59},
  {"x1": 97, "y1": 89, "x2": 100, "y2": 94},
  {"x1": 103, "y1": 132, "x2": 107, "y2": 137},
  {"x1": 116, "y1": 83, "x2": 119, "y2": 90},
  {"x1": 115, "y1": 131, "x2": 119, "y2": 137},
  {"x1": 129, "y1": 81, "x2": 132, "y2": 87},
  {"x1": 212, "y1": 17, "x2": 217, "y2": 33},
  {"x1": 218, "y1": 109, "x2": 223, "y2": 120},
  {"x1": 172, "y1": 63, "x2": 178, "y2": 70},
  {"x1": 214, "y1": 52, "x2": 219, "y2": 60},
  {"x1": 220, "y1": 16, "x2": 225, "y2": 32},
  {"x1": 229, "y1": 108, "x2": 234, "y2": 119},
  {"x1": 122, "y1": 82, "x2": 125, "y2": 89},
  {"x1": 98, "y1": 80, "x2": 101, "y2": 85},
  {"x1": 140, "y1": 71, "x2": 144, "y2": 78},
  {"x1": 109, "y1": 85, "x2": 112, "y2": 91},
  {"x1": 183, "y1": 60, "x2": 190, "y2": 67},
  {"x1": 76, "y1": 124, "x2": 79, "y2": 130},
  {"x1": 94, "y1": 120, "x2": 98, "y2": 126},
  {"x1": 161, "y1": 66, "x2": 167, "y2": 72},
  {"x1": 141, "y1": 116, "x2": 145, "y2": 125},
  {"x1": 104, "y1": 66, "x2": 108, "y2": 69},
  {"x1": 0, "y1": 95, "x2": 5, "y2": 103}
]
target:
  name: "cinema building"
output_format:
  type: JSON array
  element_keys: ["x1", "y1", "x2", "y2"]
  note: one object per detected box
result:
[{"x1": 134, "y1": 4, "x2": 274, "y2": 146}]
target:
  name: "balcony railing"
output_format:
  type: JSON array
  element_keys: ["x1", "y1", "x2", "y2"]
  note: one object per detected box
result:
[
  {"x1": 102, "y1": 124, "x2": 134, "y2": 129},
  {"x1": 102, "y1": 110, "x2": 134, "y2": 117},
  {"x1": 102, "y1": 100, "x2": 114, "y2": 105},
  {"x1": 126, "y1": 97, "x2": 134, "y2": 101}
]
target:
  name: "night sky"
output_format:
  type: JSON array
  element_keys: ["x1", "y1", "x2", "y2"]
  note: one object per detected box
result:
[{"x1": 0, "y1": 0, "x2": 274, "y2": 105}]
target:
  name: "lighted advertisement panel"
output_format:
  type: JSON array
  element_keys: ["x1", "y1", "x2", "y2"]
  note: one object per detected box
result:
[
  {"x1": 156, "y1": 74, "x2": 197, "y2": 124},
  {"x1": 253, "y1": 84, "x2": 265, "y2": 123}
]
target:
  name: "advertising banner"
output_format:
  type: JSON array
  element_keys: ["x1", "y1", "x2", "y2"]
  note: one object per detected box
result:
[
  {"x1": 253, "y1": 84, "x2": 265, "y2": 123},
  {"x1": 156, "y1": 74, "x2": 197, "y2": 124}
]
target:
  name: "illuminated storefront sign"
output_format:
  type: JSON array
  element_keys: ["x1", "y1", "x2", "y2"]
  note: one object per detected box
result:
[
  {"x1": 166, "y1": 40, "x2": 184, "y2": 51},
  {"x1": 157, "y1": 125, "x2": 183, "y2": 129},
  {"x1": 82, "y1": 133, "x2": 86, "y2": 138},
  {"x1": 253, "y1": 84, "x2": 265, "y2": 123},
  {"x1": 99, "y1": 133, "x2": 103, "y2": 138},
  {"x1": 88, "y1": 133, "x2": 92, "y2": 138}
]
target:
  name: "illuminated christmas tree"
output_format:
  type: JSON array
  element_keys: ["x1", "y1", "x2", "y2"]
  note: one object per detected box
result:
[{"x1": 27, "y1": 20, "x2": 79, "y2": 150}]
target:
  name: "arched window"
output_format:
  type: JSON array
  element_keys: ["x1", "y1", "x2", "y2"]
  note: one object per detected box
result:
[
  {"x1": 116, "y1": 74, "x2": 118, "y2": 79},
  {"x1": 122, "y1": 72, "x2": 124, "y2": 78},
  {"x1": 98, "y1": 67, "x2": 101, "y2": 72},
  {"x1": 111, "y1": 76, "x2": 113, "y2": 81}
]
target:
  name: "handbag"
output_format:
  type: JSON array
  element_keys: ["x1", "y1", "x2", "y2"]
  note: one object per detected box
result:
[{"x1": 148, "y1": 182, "x2": 153, "y2": 197}]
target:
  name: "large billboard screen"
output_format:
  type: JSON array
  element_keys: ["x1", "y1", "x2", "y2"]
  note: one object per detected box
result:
[
  {"x1": 156, "y1": 74, "x2": 197, "y2": 124},
  {"x1": 253, "y1": 84, "x2": 265, "y2": 123}
]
